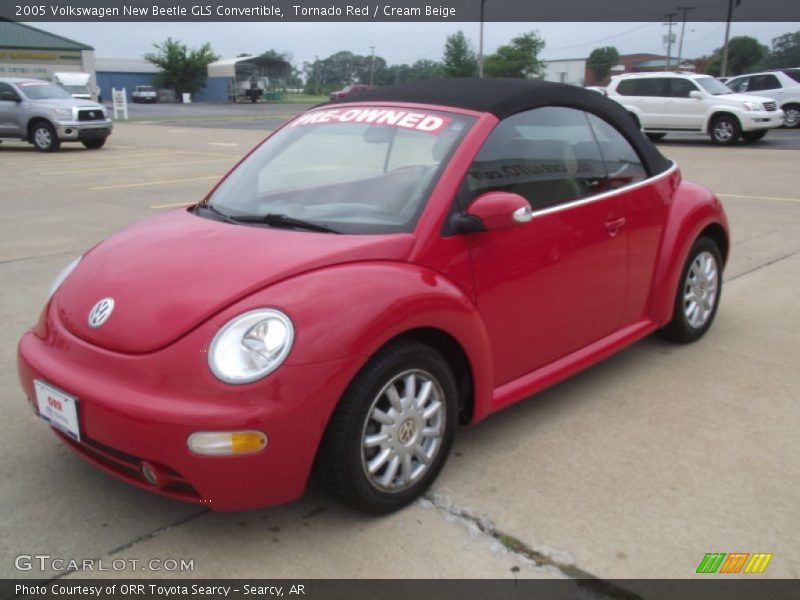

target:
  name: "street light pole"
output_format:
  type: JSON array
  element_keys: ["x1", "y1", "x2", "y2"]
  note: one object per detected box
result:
[
  {"x1": 478, "y1": 0, "x2": 486, "y2": 78},
  {"x1": 368, "y1": 46, "x2": 375, "y2": 87}
]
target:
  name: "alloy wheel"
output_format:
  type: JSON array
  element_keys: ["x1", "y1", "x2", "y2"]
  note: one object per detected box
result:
[
  {"x1": 360, "y1": 369, "x2": 445, "y2": 492},
  {"x1": 683, "y1": 251, "x2": 719, "y2": 329}
]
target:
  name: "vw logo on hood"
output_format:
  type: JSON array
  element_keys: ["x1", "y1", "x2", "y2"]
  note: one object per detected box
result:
[{"x1": 88, "y1": 298, "x2": 115, "y2": 328}]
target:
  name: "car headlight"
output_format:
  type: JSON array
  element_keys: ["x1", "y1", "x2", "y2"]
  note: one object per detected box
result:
[
  {"x1": 47, "y1": 256, "x2": 82, "y2": 299},
  {"x1": 741, "y1": 102, "x2": 761, "y2": 112},
  {"x1": 208, "y1": 309, "x2": 294, "y2": 384},
  {"x1": 52, "y1": 107, "x2": 73, "y2": 119}
]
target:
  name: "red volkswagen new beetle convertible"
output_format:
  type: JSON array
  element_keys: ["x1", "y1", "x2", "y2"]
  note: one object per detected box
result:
[{"x1": 18, "y1": 79, "x2": 729, "y2": 513}]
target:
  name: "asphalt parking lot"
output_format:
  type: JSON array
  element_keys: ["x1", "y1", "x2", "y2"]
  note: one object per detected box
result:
[{"x1": 1, "y1": 110, "x2": 798, "y2": 583}]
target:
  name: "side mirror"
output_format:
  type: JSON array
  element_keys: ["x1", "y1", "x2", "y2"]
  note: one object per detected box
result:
[
  {"x1": 689, "y1": 90, "x2": 703, "y2": 100},
  {"x1": 455, "y1": 191, "x2": 532, "y2": 233}
]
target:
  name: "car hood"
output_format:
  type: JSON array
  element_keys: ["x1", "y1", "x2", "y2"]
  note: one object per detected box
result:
[
  {"x1": 55, "y1": 209, "x2": 415, "y2": 354},
  {"x1": 30, "y1": 98, "x2": 103, "y2": 110},
  {"x1": 717, "y1": 92, "x2": 776, "y2": 105}
]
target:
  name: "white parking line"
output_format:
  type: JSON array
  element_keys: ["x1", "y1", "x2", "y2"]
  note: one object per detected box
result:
[
  {"x1": 150, "y1": 201, "x2": 197, "y2": 209},
  {"x1": 46, "y1": 157, "x2": 233, "y2": 176},
  {"x1": 207, "y1": 142, "x2": 238, "y2": 147},
  {"x1": 89, "y1": 175, "x2": 221, "y2": 191},
  {"x1": 718, "y1": 193, "x2": 800, "y2": 204}
]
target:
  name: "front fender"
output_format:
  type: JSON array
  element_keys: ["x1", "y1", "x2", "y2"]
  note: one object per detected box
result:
[
  {"x1": 221, "y1": 261, "x2": 495, "y2": 422},
  {"x1": 648, "y1": 181, "x2": 730, "y2": 326}
]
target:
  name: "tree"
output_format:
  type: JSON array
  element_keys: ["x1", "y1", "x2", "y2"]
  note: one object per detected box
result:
[
  {"x1": 144, "y1": 38, "x2": 218, "y2": 96},
  {"x1": 442, "y1": 31, "x2": 478, "y2": 78},
  {"x1": 302, "y1": 51, "x2": 387, "y2": 94},
  {"x1": 375, "y1": 59, "x2": 443, "y2": 86},
  {"x1": 483, "y1": 31, "x2": 546, "y2": 79},
  {"x1": 705, "y1": 36, "x2": 768, "y2": 76},
  {"x1": 587, "y1": 46, "x2": 620, "y2": 84},
  {"x1": 759, "y1": 31, "x2": 800, "y2": 69},
  {"x1": 258, "y1": 49, "x2": 291, "y2": 62}
]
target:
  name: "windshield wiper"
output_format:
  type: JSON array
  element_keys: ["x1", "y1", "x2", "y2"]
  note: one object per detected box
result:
[
  {"x1": 195, "y1": 202, "x2": 239, "y2": 224},
  {"x1": 230, "y1": 213, "x2": 341, "y2": 234},
  {"x1": 196, "y1": 204, "x2": 340, "y2": 234}
]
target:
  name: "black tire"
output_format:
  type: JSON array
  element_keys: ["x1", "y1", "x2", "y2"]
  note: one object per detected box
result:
[
  {"x1": 30, "y1": 121, "x2": 60, "y2": 152},
  {"x1": 658, "y1": 237, "x2": 723, "y2": 343},
  {"x1": 315, "y1": 340, "x2": 458, "y2": 514},
  {"x1": 81, "y1": 137, "x2": 107, "y2": 149},
  {"x1": 781, "y1": 104, "x2": 800, "y2": 129},
  {"x1": 741, "y1": 130, "x2": 768, "y2": 143},
  {"x1": 646, "y1": 132, "x2": 666, "y2": 141},
  {"x1": 709, "y1": 115, "x2": 741, "y2": 145}
]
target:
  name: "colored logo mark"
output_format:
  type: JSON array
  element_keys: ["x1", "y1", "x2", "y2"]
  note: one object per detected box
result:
[{"x1": 696, "y1": 552, "x2": 773, "y2": 574}]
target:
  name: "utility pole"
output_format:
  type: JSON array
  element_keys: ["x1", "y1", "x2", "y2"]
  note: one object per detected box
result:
[
  {"x1": 720, "y1": 0, "x2": 739, "y2": 77},
  {"x1": 314, "y1": 55, "x2": 319, "y2": 95},
  {"x1": 676, "y1": 6, "x2": 694, "y2": 68},
  {"x1": 478, "y1": 0, "x2": 486, "y2": 78},
  {"x1": 664, "y1": 12, "x2": 677, "y2": 70},
  {"x1": 369, "y1": 45, "x2": 375, "y2": 87}
]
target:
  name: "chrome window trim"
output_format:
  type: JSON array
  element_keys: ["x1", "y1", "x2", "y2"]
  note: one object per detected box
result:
[{"x1": 531, "y1": 161, "x2": 678, "y2": 218}]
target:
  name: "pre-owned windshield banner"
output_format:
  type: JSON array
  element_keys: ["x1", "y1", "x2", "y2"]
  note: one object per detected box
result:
[{"x1": 4, "y1": 0, "x2": 798, "y2": 22}]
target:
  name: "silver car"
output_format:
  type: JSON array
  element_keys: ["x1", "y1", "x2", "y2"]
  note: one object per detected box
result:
[{"x1": 0, "y1": 77, "x2": 113, "y2": 151}]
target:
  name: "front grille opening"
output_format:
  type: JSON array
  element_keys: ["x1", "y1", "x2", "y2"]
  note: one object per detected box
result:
[
  {"x1": 56, "y1": 431, "x2": 201, "y2": 501},
  {"x1": 77, "y1": 110, "x2": 104, "y2": 121}
]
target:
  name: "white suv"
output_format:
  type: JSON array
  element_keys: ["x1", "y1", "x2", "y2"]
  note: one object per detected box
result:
[
  {"x1": 607, "y1": 71, "x2": 784, "y2": 145},
  {"x1": 725, "y1": 70, "x2": 800, "y2": 128}
]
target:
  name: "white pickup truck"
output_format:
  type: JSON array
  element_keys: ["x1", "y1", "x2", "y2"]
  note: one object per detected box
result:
[
  {"x1": 132, "y1": 85, "x2": 158, "y2": 103},
  {"x1": 52, "y1": 72, "x2": 97, "y2": 102},
  {"x1": 0, "y1": 77, "x2": 112, "y2": 151}
]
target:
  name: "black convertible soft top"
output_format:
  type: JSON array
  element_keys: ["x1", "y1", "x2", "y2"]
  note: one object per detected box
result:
[{"x1": 327, "y1": 78, "x2": 672, "y2": 176}]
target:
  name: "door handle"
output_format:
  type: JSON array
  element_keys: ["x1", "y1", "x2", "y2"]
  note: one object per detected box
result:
[{"x1": 604, "y1": 217, "x2": 627, "y2": 237}]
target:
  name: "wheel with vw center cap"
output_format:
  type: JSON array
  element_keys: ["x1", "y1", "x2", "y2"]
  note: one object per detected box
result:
[{"x1": 316, "y1": 340, "x2": 457, "y2": 513}]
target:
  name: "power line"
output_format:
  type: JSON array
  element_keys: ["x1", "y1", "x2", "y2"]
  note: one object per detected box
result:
[{"x1": 545, "y1": 23, "x2": 655, "y2": 53}]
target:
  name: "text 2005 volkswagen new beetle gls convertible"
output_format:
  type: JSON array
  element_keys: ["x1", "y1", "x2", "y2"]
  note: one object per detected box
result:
[{"x1": 18, "y1": 79, "x2": 729, "y2": 513}]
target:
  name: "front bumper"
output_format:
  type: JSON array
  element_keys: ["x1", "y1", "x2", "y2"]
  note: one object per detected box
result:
[
  {"x1": 740, "y1": 109, "x2": 785, "y2": 131},
  {"x1": 54, "y1": 119, "x2": 114, "y2": 141},
  {"x1": 17, "y1": 304, "x2": 357, "y2": 511}
]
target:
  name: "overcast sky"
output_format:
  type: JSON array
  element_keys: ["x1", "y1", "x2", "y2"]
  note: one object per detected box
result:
[{"x1": 32, "y1": 21, "x2": 799, "y2": 66}]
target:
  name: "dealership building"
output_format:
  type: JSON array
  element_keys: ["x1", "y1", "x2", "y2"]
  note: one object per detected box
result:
[{"x1": 0, "y1": 20, "x2": 96, "y2": 83}]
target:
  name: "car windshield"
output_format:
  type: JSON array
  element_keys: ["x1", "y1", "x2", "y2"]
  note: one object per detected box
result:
[
  {"x1": 138, "y1": 86, "x2": 154, "y2": 91},
  {"x1": 62, "y1": 85, "x2": 89, "y2": 94},
  {"x1": 206, "y1": 107, "x2": 475, "y2": 234},
  {"x1": 782, "y1": 70, "x2": 800, "y2": 83},
  {"x1": 17, "y1": 82, "x2": 72, "y2": 100},
  {"x1": 696, "y1": 76, "x2": 733, "y2": 95}
]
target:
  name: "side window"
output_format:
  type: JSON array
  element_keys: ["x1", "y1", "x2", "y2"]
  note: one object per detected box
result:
[
  {"x1": 616, "y1": 80, "x2": 638, "y2": 96},
  {"x1": 0, "y1": 82, "x2": 17, "y2": 100},
  {"x1": 586, "y1": 114, "x2": 648, "y2": 189},
  {"x1": 669, "y1": 78, "x2": 699, "y2": 98},
  {"x1": 728, "y1": 77, "x2": 749, "y2": 93},
  {"x1": 467, "y1": 106, "x2": 608, "y2": 211},
  {"x1": 751, "y1": 74, "x2": 780, "y2": 91},
  {"x1": 616, "y1": 78, "x2": 668, "y2": 97}
]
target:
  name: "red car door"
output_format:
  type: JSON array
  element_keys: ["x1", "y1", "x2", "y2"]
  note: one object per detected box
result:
[{"x1": 463, "y1": 107, "x2": 634, "y2": 386}]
